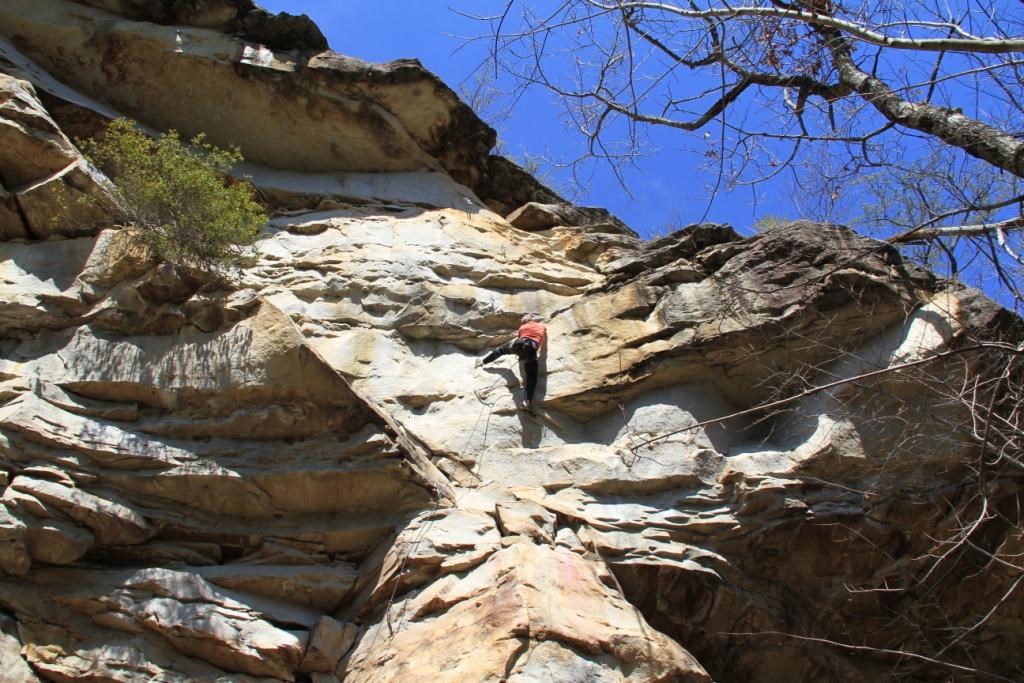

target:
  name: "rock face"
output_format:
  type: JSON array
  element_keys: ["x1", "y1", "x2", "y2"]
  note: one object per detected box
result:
[
  {"x1": 0, "y1": 67, "x2": 119, "y2": 240},
  {"x1": 0, "y1": 0, "x2": 494, "y2": 187},
  {"x1": 1, "y1": 3, "x2": 1023, "y2": 682}
]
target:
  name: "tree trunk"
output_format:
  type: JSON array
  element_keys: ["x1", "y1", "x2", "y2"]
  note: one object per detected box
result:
[{"x1": 821, "y1": 27, "x2": 1024, "y2": 178}]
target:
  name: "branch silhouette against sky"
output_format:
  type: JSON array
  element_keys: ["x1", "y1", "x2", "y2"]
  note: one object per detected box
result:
[{"x1": 257, "y1": 1, "x2": 1024, "y2": 309}]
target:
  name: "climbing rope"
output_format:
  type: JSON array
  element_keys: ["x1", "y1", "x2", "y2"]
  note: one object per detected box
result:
[
  {"x1": 382, "y1": 483, "x2": 445, "y2": 638},
  {"x1": 461, "y1": 357, "x2": 520, "y2": 473},
  {"x1": 371, "y1": 357, "x2": 520, "y2": 646}
]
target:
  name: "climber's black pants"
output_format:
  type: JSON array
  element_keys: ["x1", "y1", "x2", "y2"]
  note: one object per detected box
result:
[{"x1": 482, "y1": 338, "x2": 539, "y2": 401}]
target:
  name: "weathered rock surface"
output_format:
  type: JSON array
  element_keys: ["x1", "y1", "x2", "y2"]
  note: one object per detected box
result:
[
  {"x1": 0, "y1": 2, "x2": 1022, "y2": 682},
  {"x1": 0, "y1": 612, "x2": 41, "y2": 683},
  {"x1": 345, "y1": 541, "x2": 709, "y2": 682},
  {"x1": 0, "y1": 66, "x2": 118, "y2": 240},
  {"x1": 0, "y1": 0, "x2": 495, "y2": 188},
  {"x1": 71, "y1": 0, "x2": 329, "y2": 52},
  {"x1": 506, "y1": 201, "x2": 635, "y2": 235}
]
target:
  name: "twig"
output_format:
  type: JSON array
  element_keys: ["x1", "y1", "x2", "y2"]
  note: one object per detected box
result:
[
  {"x1": 630, "y1": 343, "x2": 991, "y2": 452},
  {"x1": 726, "y1": 630, "x2": 1018, "y2": 681}
]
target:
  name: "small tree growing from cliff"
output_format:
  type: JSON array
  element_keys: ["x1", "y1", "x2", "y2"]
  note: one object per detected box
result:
[{"x1": 80, "y1": 118, "x2": 266, "y2": 270}]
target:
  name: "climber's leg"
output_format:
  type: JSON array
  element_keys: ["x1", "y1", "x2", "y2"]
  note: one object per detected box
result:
[
  {"x1": 481, "y1": 339, "x2": 517, "y2": 364},
  {"x1": 517, "y1": 342, "x2": 539, "y2": 405}
]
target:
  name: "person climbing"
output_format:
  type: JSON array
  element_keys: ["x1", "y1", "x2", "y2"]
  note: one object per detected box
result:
[{"x1": 478, "y1": 313, "x2": 547, "y2": 409}]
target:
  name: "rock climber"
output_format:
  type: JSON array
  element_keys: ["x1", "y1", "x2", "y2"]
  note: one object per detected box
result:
[{"x1": 478, "y1": 313, "x2": 547, "y2": 409}]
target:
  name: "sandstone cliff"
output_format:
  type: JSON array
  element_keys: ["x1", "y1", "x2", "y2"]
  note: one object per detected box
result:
[{"x1": 1, "y1": 2, "x2": 1022, "y2": 681}]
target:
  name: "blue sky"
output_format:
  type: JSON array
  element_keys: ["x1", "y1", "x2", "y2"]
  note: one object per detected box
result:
[
  {"x1": 254, "y1": 1, "x2": 767, "y2": 238},
  {"x1": 247, "y1": 3, "x2": 1021, "y2": 311}
]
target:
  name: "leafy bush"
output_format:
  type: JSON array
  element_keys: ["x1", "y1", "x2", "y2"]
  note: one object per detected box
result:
[{"x1": 80, "y1": 119, "x2": 266, "y2": 270}]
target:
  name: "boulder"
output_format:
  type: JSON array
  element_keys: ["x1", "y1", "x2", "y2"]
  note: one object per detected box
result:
[
  {"x1": 344, "y1": 542, "x2": 710, "y2": 682},
  {"x1": 506, "y1": 202, "x2": 566, "y2": 231},
  {"x1": 300, "y1": 616, "x2": 357, "y2": 674},
  {"x1": 495, "y1": 500, "x2": 556, "y2": 544},
  {"x1": 507, "y1": 201, "x2": 637, "y2": 235}
]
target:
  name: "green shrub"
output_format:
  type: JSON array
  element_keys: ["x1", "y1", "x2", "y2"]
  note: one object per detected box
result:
[{"x1": 80, "y1": 119, "x2": 266, "y2": 270}]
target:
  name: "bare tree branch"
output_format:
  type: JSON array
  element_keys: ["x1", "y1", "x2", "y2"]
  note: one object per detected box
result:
[
  {"x1": 820, "y1": 26, "x2": 1024, "y2": 178},
  {"x1": 888, "y1": 216, "x2": 1024, "y2": 243},
  {"x1": 629, "y1": 342, "x2": 1019, "y2": 452},
  {"x1": 729, "y1": 630, "x2": 1020, "y2": 682},
  {"x1": 475, "y1": 0, "x2": 1024, "y2": 307},
  {"x1": 587, "y1": 1, "x2": 1024, "y2": 53}
]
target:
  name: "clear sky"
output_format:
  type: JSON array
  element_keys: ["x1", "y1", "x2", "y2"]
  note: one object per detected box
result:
[{"x1": 254, "y1": 1, "x2": 768, "y2": 238}]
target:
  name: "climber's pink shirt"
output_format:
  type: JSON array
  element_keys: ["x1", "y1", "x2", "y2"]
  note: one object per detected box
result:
[{"x1": 517, "y1": 321, "x2": 546, "y2": 347}]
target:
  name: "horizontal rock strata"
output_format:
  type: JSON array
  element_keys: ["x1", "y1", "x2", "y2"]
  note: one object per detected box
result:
[{"x1": 0, "y1": 2, "x2": 1022, "y2": 682}]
